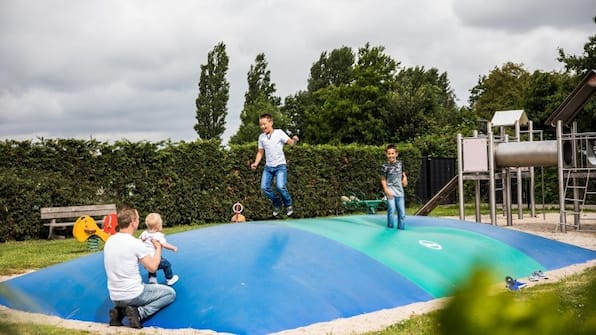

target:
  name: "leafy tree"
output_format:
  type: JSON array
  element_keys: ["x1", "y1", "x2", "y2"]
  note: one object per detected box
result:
[
  {"x1": 411, "y1": 105, "x2": 478, "y2": 157},
  {"x1": 303, "y1": 85, "x2": 387, "y2": 144},
  {"x1": 291, "y1": 46, "x2": 356, "y2": 143},
  {"x1": 244, "y1": 53, "x2": 281, "y2": 107},
  {"x1": 302, "y1": 44, "x2": 399, "y2": 145},
  {"x1": 389, "y1": 66, "x2": 457, "y2": 143},
  {"x1": 194, "y1": 42, "x2": 229, "y2": 140},
  {"x1": 231, "y1": 53, "x2": 284, "y2": 144},
  {"x1": 468, "y1": 62, "x2": 531, "y2": 121},
  {"x1": 557, "y1": 34, "x2": 596, "y2": 77},
  {"x1": 307, "y1": 46, "x2": 355, "y2": 92},
  {"x1": 229, "y1": 96, "x2": 291, "y2": 145},
  {"x1": 281, "y1": 91, "x2": 311, "y2": 137},
  {"x1": 353, "y1": 43, "x2": 398, "y2": 92},
  {"x1": 556, "y1": 34, "x2": 596, "y2": 132},
  {"x1": 523, "y1": 70, "x2": 574, "y2": 135},
  {"x1": 386, "y1": 66, "x2": 468, "y2": 157}
]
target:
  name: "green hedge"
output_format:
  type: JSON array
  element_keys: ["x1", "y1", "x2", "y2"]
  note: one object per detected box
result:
[{"x1": 0, "y1": 139, "x2": 420, "y2": 241}]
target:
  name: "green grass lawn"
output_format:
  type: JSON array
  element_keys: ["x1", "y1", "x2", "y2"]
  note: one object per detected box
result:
[{"x1": 0, "y1": 224, "x2": 207, "y2": 276}]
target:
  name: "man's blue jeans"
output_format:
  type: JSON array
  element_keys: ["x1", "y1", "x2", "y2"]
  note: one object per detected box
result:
[
  {"x1": 261, "y1": 164, "x2": 292, "y2": 208},
  {"x1": 113, "y1": 284, "x2": 176, "y2": 320},
  {"x1": 386, "y1": 196, "x2": 406, "y2": 229}
]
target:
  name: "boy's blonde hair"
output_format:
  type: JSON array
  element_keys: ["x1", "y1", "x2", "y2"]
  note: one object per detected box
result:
[{"x1": 145, "y1": 213, "x2": 163, "y2": 231}]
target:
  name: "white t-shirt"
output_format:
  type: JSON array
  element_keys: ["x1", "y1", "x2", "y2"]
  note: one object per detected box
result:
[
  {"x1": 103, "y1": 233, "x2": 150, "y2": 301},
  {"x1": 139, "y1": 230, "x2": 167, "y2": 255},
  {"x1": 258, "y1": 129, "x2": 290, "y2": 167}
]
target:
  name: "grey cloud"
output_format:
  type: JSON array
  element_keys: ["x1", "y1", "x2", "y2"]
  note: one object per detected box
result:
[
  {"x1": 0, "y1": 0, "x2": 594, "y2": 143},
  {"x1": 453, "y1": 0, "x2": 595, "y2": 32}
]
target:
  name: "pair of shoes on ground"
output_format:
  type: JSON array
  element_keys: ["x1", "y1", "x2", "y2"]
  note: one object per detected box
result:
[
  {"x1": 505, "y1": 276, "x2": 527, "y2": 291},
  {"x1": 273, "y1": 206, "x2": 293, "y2": 217},
  {"x1": 147, "y1": 274, "x2": 179, "y2": 286},
  {"x1": 528, "y1": 270, "x2": 549, "y2": 282},
  {"x1": 109, "y1": 306, "x2": 142, "y2": 328}
]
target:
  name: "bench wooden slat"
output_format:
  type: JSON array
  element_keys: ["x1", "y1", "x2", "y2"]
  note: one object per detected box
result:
[
  {"x1": 40, "y1": 204, "x2": 117, "y2": 239},
  {"x1": 41, "y1": 209, "x2": 117, "y2": 220},
  {"x1": 43, "y1": 222, "x2": 76, "y2": 227},
  {"x1": 41, "y1": 204, "x2": 116, "y2": 216}
]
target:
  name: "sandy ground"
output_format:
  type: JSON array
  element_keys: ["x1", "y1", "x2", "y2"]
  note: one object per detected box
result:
[{"x1": 1, "y1": 212, "x2": 595, "y2": 335}]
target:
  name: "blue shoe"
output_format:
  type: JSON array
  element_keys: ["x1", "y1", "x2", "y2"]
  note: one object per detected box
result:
[
  {"x1": 515, "y1": 279, "x2": 528, "y2": 289},
  {"x1": 506, "y1": 276, "x2": 527, "y2": 290},
  {"x1": 387, "y1": 224, "x2": 394, "y2": 228}
]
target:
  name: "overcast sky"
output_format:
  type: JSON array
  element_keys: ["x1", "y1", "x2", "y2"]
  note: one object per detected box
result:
[{"x1": 0, "y1": 0, "x2": 594, "y2": 144}]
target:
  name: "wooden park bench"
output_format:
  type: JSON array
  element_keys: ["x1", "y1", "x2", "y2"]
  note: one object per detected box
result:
[{"x1": 40, "y1": 204, "x2": 117, "y2": 239}]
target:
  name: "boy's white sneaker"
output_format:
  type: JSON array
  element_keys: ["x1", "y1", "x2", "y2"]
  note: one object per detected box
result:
[
  {"x1": 166, "y1": 275, "x2": 179, "y2": 286},
  {"x1": 148, "y1": 277, "x2": 157, "y2": 284},
  {"x1": 273, "y1": 207, "x2": 281, "y2": 217}
]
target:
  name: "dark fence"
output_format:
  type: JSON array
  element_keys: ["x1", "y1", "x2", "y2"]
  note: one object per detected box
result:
[{"x1": 414, "y1": 157, "x2": 457, "y2": 204}]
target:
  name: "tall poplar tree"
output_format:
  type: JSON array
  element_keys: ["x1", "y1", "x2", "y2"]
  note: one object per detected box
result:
[
  {"x1": 230, "y1": 53, "x2": 286, "y2": 144},
  {"x1": 244, "y1": 53, "x2": 281, "y2": 107},
  {"x1": 194, "y1": 42, "x2": 230, "y2": 140}
]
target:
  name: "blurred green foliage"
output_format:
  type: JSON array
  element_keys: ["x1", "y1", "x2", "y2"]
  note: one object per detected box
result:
[{"x1": 436, "y1": 267, "x2": 596, "y2": 335}]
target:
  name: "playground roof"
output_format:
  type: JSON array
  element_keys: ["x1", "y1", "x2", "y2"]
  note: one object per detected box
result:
[
  {"x1": 545, "y1": 69, "x2": 596, "y2": 127},
  {"x1": 491, "y1": 109, "x2": 528, "y2": 127}
]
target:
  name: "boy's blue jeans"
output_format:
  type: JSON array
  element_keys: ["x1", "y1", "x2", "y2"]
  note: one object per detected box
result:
[
  {"x1": 148, "y1": 257, "x2": 173, "y2": 280},
  {"x1": 386, "y1": 196, "x2": 406, "y2": 229},
  {"x1": 113, "y1": 284, "x2": 176, "y2": 320},
  {"x1": 260, "y1": 164, "x2": 292, "y2": 208}
]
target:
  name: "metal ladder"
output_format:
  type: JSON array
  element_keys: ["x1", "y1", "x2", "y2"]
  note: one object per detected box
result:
[{"x1": 563, "y1": 168, "x2": 596, "y2": 231}]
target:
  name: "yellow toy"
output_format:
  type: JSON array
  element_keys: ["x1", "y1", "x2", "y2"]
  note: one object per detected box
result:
[{"x1": 73, "y1": 215, "x2": 110, "y2": 242}]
